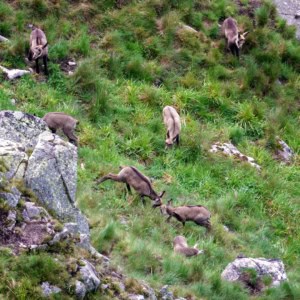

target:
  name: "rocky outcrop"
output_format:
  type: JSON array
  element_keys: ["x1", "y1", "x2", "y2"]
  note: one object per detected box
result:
[
  {"x1": 0, "y1": 111, "x2": 89, "y2": 235},
  {"x1": 221, "y1": 257, "x2": 288, "y2": 292},
  {"x1": 25, "y1": 131, "x2": 89, "y2": 234},
  {"x1": 210, "y1": 142, "x2": 261, "y2": 170}
]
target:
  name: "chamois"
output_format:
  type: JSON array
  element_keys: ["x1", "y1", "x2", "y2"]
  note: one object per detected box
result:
[
  {"x1": 42, "y1": 112, "x2": 79, "y2": 146},
  {"x1": 160, "y1": 200, "x2": 211, "y2": 230},
  {"x1": 163, "y1": 106, "x2": 181, "y2": 147},
  {"x1": 28, "y1": 28, "x2": 49, "y2": 75},
  {"x1": 97, "y1": 166, "x2": 165, "y2": 207},
  {"x1": 173, "y1": 236, "x2": 203, "y2": 257},
  {"x1": 221, "y1": 17, "x2": 248, "y2": 58}
]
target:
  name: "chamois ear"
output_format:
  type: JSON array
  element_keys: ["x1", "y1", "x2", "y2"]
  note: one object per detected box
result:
[
  {"x1": 167, "y1": 199, "x2": 173, "y2": 205},
  {"x1": 242, "y1": 31, "x2": 249, "y2": 37}
]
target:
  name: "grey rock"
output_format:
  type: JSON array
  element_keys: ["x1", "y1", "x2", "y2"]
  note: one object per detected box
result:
[
  {"x1": 273, "y1": 0, "x2": 300, "y2": 39},
  {"x1": 22, "y1": 202, "x2": 50, "y2": 222},
  {"x1": 128, "y1": 295, "x2": 145, "y2": 300},
  {"x1": 101, "y1": 284, "x2": 109, "y2": 290},
  {"x1": 30, "y1": 244, "x2": 48, "y2": 251},
  {"x1": 79, "y1": 259, "x2": 101, "y2": 292},
  {"x1": 275, "y1": 137, "x2": 294, "y2": 163},
  {"x1": 64, "y1": 222, "x2": 80, "y2": 234},
  {"x1": 221, "y1": 257, "x2": 288, "y2": 287},
  {"x1": 25, "y1": 131, "x2": 89, "y2": 234},
  {"x1": 0, "y1": 187, "x2": 21, "y2": 207},
  {"x1": 160, "y1": 285, "x2": 173, "y2": 300},
  {"x1": 140, "y1": 281, "x2": 157, "y2": 300},
  {"x1": 75, "y1": 280, "x2": 87, "y2": 300},
  {"x1": 0, "y1": 138, "x2": 28, "y2": 180},
  {"x1": 0, "y1": 111, "x2": 48, "y2": 151},
  {"x1": 7, "y1": 210, "x2": 16, "y2": 230},
  {"x1": 49, "y1": 227, "x2": 72, "y2": 245},
  {"x1": 77, "y1": 234, "x2": 110, "y2": 264},
  {"x1": 41, "y1": 281, "x2": 61, "y2": 297}
]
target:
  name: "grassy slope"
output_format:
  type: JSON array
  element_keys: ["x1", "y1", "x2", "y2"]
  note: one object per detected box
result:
[{"x1": 0, "y1": 0, "x2": 300, "y2": 299}]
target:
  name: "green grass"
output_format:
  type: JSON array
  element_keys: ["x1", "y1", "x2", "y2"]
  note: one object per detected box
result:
[{"x1": 0, "y1": 0, "x2": 300, "y2": 299}]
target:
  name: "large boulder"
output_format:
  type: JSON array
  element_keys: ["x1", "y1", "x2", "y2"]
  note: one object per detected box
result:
[
  {"x1": 25, "y1": 131, "x2": 89, "y2": 234},
  {"x1": 221, "y1": 257, "x2": 288, "y2": 291},
  {"x1": 0, "y1": 111, "x2": 48, "y2": 150}
]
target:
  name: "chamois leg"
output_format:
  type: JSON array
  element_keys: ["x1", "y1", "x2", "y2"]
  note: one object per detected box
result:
[
  {"x1": 97, "y1": 173, "x2": 122, "y2": 184},
  {"x1": 166, "y1": 130, "x2": 170, "y2": 138},
  {"x1": 35, "y1": 58, "x2": 40, "y2": 73},
  {"x1": 43, "y1": 56, "x2": 49, "y2": 75},
  {"x1": 175, "y1": 135, "x2": 180, "y2": 146},
  {"x1": 126, "y1": 183, "x2": 132, "y2": 193},
  {"x1": 166, "y1": 215, "x2": 172, "y2": 223},
  {"x1": 141, "y1": 196, "x2": 146, "y2": 206},
  {"x1": 49, "y1": 127, "x2": 56, "y2": 134},
  {"x1": 63, "y1": 125, "x2": 78, "y2": 147}
]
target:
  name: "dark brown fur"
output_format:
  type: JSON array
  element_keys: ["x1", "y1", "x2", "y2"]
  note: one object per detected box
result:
[
  {"x1": 161, "y1": 200, "x2": 211, "y2": 230},
  {"x1": 97, "y1": 166, "x2": 165, "y2": 206},
  {"x1": 28, "y1": 28, "x2": 49, "y2": 75},
  {"x1": 173, "y1": 236, "x2": 201, "y2": 257},
  {"x1": 221, "y1": 17, "x2": 248, "y2": 58},
  {"x1": 42, "y1": 112, "x2": 79, "y2": 146}
]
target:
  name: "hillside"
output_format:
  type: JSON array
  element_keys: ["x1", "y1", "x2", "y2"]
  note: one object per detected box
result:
[{"x1": 0, "y1": 0, "x2": 300, "y2": 299}]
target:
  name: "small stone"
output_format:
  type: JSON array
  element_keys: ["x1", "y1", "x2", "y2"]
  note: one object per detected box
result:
[
  {"x1": 160, "y1": 285, "x2": 173, "y2": 300},
  {"x1": 41, "y1": 282, "x2": 61, "y2": 297},
  {"x1": 7, "y1": 210, "x2": 16, "y2": 230},
  {"x1": 79, "y1": 259, "x2": 101, "y2": 292},
  {"x1": 128, "y1": 295, "x2": 145, "y2": 300},
  {"x1": 10, "y1": 99, "x2": 17, "y2": 105},
  {"x1": 68, "y1": 61, "x2": 77, "y2": 66},
  {"x1": 223, "y1": 225, "x2": 230, "y2": 232},
  {"x1": 75, "y1": 280, "x2": 86, "y2": 300}
]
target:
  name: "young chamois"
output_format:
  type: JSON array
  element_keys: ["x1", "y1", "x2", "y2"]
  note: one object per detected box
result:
[
  {"x1": 42, "y1": 112, "x2": 79, "y2": 146},
  {"x1": 221, "y1": 17, "x2": 248, "y2": 58},
  {"x1": 163, "y1": 106, "x2": 181, "y2": 148},
  {"x1": 173, "y1": 236, "x2": 203, "y2": 257},
  {"x1": 160, "y1": 200, "x2": 211, "y2": 230},
  {"x1": 28, "y1": 28, "x2": 49, "y2": 75},
  {"x1": 97, "y1": 166, "x2": 165, "y2": 207}
]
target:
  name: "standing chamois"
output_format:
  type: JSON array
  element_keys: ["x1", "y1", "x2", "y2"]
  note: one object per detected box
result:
[
  {"x1": 28, "y1": 28, "x2": 49, "y2": 75},
  {"x1": 163, "y1": 106, "x2": 181, "y2": 148},
  {"x1": 42, "y1": 112, "x2": 79, "y2": 146},
  {"x1": 221, "y1": 17, "x2": 248, "y2": 58},
  {"x1": 173, "y1": 236, "x2": 203, "y2": 257},
  {"x1": 160, "y1": 200, "x2": 211, "y2": 230},
  {"x1": 97, "y1": 166, "x2": 165, "y2": 207}
]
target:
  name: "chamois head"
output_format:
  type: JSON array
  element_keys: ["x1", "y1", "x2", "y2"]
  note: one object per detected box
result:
[
  {"x1": 237, "y1": 31, "x2": 248, "y2": 48},
  {"x1": 31, "y1": 43, "x2": 48, "y2": 60},
  {"x1": 152, "y1": 191, "x2": 166, "y2": 208},
  {"x1": 160, "y1": 199, "x2": 172, "y2": 214}
]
